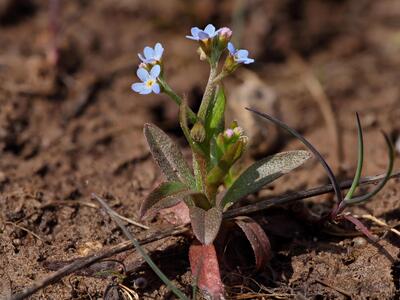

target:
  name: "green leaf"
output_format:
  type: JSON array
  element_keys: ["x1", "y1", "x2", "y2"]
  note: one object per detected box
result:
[
  {"x1": 246, "y1": 107, "x2": 343, "y2": 206},
  {"x1": 189, "y1": 206, "x2": 223, "y2": 245},
  {"x1": 205, "y1": 85, "x2": 226, "y2": 142},
  {"x1": 140, "y1": 181, "x2": 208, "y2": 218},
  {"x1": 344, "y1": 131, "x2": 394, "y2": 205},
  {"x1": 220, "y1": 150, "x2": 311, "y2": 209},
  {"x1": 144, "y1": 123, "x2": 196, "y2": 189},
  {"x1": 345, "y1": 113, "x2": 364, "y2": 201}
]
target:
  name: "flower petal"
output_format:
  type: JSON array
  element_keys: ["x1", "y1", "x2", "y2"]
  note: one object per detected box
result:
[
  {"x1": 144, "y1": 46, "x2": 155, "y2": 59},
  {"x1": 204, "y1": 24, "x2": 216, "y2": 36},
  {"x1": 138, "y1": 53, "x2": 146, "y2": 62},
  {"x1": 227, "y1": 42, "x2": 236, "y2": 54},
  {"x1": 244, "y1": 58, "x2": 255, "y2": 64},
  {"x1": 137, "y1": 68, "x2": 150, "y2": 81},
  {"x1": 191, "y1": 27, "x2": 201, "y2": 37},
  {"x1": 154, "y1": 43, "x2": 164, "y2": 59},
  {"x1": 198, "y1": 31, "x2": 209, "y2": 40},
  {"x1": 131, "y1": 82, "x2": 145, "y2": 93},
  {"x1": 152, "y1": 83, "x2": 160, "y2": 94},
  {"x1": 140, "y1": 86, "x2": 152, "y2": 95},
  {"x1": 236, "y1": 49, "x2": 249, "y2": 58},
  {"x1": 150, "y1": 65, "x2": 161, "y2": 78},
  {"x1": 186, "y1": 35, "x2": 199, "y2": 40}
]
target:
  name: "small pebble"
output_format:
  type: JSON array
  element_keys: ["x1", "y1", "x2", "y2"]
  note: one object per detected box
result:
[
  {"x1": 133, "y1": 277, "x2": 147, "y2": 289},
  {"x1": 352, "y1": 236, "x2": 367, "y2": 247}
]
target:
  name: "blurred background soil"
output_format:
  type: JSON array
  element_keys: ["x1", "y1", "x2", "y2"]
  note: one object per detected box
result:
[{"x1": 0, "y1": 0, "x2": 400, "y2": 298}]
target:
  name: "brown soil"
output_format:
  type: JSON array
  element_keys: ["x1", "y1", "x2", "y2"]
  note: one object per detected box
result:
[{"x1": 1, "y1": 0, "x2": 400, "y2": 299}]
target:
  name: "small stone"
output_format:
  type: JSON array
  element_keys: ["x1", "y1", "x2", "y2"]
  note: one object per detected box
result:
[{"x1": 352, "y1": 236, "x2": 367, "y2": 248}]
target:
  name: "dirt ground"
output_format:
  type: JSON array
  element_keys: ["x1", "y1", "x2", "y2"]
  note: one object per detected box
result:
[{"x1": 1, "y1": 0, "x2": 400, "y2": 299}]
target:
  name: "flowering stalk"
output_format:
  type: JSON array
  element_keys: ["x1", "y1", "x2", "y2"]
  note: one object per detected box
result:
[
  {"x1": 158, "y1": 79, "x2": 197, "y2": 124},
  {"x1": 197, "y1": 65, "x2": 218, "y2": 121}
]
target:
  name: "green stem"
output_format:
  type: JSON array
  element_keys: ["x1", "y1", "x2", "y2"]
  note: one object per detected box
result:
[
  {"x1": 197, "y1": 65, "x2": 218, "y2": 120},
  {"x1": 212, "y1": 71, "x2": 229, "y2": 85},
  {"x1": 344, "y1": 113, "x2": 363, "y2": 200},
  {"x1": 159, "y1": 80, "x2": 197, "y2": 124}
]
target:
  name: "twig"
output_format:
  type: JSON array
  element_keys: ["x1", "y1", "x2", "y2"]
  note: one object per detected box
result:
[
  {"x1": 314, "y1": 278, "x2": 352, "y2": 298},
  {"x1": 353, "y1": 214, "x2": 400, "y2": 237},
  {"x1": 4, "y1": 221, "x2": 44, "y2": 242},
  {"x1": 224, "y1": 170, "x2": 400, "y2": 219},
  {"x1": 10, "y1": 225, "x2": 189, "y2": 300},
  {"x1": 10, "y1": 171, "x2": 399, "y2": 299}
]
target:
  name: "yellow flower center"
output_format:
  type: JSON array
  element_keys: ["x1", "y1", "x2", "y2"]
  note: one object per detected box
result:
[{"x1": 146, "y1": 79, "x2": 155, "y2": 88}]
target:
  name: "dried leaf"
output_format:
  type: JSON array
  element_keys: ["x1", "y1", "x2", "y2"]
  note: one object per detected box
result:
[
  {"x1": 144, "y1": 123, "x2": 196, "y2": 189},
  {"x1": 234, "y1": 216, "x2": 271, "y2": 270},
  {"x1": 221, "y1": 150, "x2": 311, "y2": 209},
  {"x1": 190, "y1": 206, "x2": 223, "y2": 245},
  {"x1": 189, "y1": 243, "x2": 224, "y2": 299},
  {"x1": 140, "y1": 181, "x2": 207, "y2": 218}
]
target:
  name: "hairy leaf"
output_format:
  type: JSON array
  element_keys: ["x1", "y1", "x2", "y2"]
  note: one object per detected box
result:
[
  {"x1": 144, "y1": 123, "x2": 196, "y2": 189},
  {"x1": 190, "y1": 206, "x2": 223, "y2": 245},
  {"x1": 221, "y1": 150, "x2": 311, "y2": 209},
  {"x1": 189, "y1": 243, "x2": 224, "y2": 299},
  {"x1": 234, "y1": 216, "x2": 272, "y2": 270},
  {"x1": 246, "y1": 107, "x2": 343, "y2": 206},
  {"x1": 140, "y1": 182, "x2": 207, "y2": 218}
]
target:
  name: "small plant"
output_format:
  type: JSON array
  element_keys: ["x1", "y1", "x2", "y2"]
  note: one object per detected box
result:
[{"x1": 131, "y1": 24, "x2": 394, "y2": 299}]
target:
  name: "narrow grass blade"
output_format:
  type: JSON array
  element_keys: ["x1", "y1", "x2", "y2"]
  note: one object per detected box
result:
[
  {"x1": 345, "y1": 131, "x2": 394, "y2": 204},
  {"x1": 246, "y1": 107, "x2": 343, "y2": 204},
  {"x1": 345, "y1": 113, "x2": 364, "y2": 201},
  {"x1": 91, "y1": 193, "x2": 189, "y2": 300}
]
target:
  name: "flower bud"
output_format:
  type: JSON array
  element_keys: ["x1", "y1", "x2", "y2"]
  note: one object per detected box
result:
[
  {"x1": 222, "y1": 54, "x2": 238, "y2": 74},
  {"x1": 217, "y1": 27, "x2": 232, "y2": 50},
  {"x1": 190, "y1": 121, "x2": 206, "y2": 143}
]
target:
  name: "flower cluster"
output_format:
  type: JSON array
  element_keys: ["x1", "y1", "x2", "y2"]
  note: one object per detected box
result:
[{"x1": 131, "y1": 24, "x2": 254, "y2": 95}]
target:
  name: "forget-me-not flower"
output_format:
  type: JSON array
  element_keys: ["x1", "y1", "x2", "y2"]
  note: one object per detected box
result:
[
  {"x1": 227, "y1": 42, "x2": 254, "y2": 64},
  {"x1": 131, "y1": 65, "x2": 161, "y2": 95},
  {"x1": 186, "y1": 24, "x2": 219, "y2": 41},
  {"x1": 138, "y1": 43, "x2": 164, "y2": 64}
]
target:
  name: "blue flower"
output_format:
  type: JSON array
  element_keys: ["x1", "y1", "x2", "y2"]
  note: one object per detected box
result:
[
  {"x1": 186, "y1": 24, "x2": 219, "y2": 41},
  {"x1": 227, "y1": 42, "x2": 254, "y2": 64},
  {"x1": 131, "y1": 65, "x2": 161, "y2": 95},
  {"x1": 138, "y1": 43, "x2": 164, "y2": 64}
]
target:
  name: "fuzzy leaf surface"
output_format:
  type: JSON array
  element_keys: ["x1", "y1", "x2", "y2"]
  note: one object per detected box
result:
[
  {"x1": 234, "y1": 216, "x2": 272, "y2": 270},
  {"x1": 140, "y1": 181, "x2": 207, "y2": 218},
  {"x1": 190, "y1": 206, "x2": 223, "y2": 245},
  {"x1": 189, "y1": 243, "x2": 224, "y2": 299},
  {"x1": 144, "y1": 123, "x2": 196, "y2": 189},
  {"x1": 221, "y1": 150, "x2": 311, "y2": 209}
]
